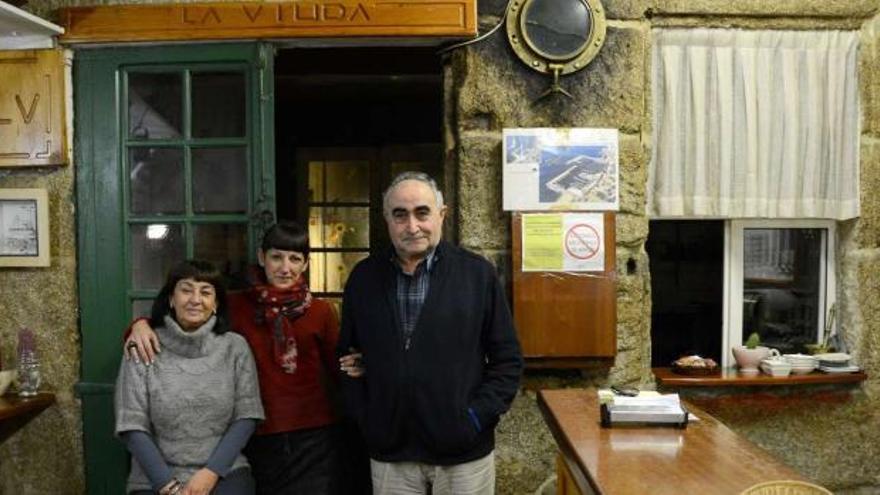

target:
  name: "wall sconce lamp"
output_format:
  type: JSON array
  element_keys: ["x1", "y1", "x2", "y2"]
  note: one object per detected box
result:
[{"x1": 506, "y1": 0, "x2": 607, "y2": 100}]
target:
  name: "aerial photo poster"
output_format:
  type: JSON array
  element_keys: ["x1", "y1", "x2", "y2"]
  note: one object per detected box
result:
[{"x1": 503, "y1": 128, "x2": 619, "y2": 211}]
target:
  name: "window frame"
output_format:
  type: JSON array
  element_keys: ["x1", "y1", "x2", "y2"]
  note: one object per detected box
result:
[
  {"x1": 122, "y1": 65, "x2": 255, "y2": 309},
  {"x1": 723, "y1": 218, "x2": 836, "y2": 367}
]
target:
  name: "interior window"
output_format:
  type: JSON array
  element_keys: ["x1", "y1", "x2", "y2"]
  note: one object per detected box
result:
[
  {"x1": 648, "y1": 219, "x2": 836, "y2": 368},
  {"x1": 728, "y1": 220, "x2": 835, "y2": 364}
]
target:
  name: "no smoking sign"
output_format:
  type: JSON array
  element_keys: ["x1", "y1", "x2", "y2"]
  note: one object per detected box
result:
[{"x1": 564, "y1": 223, "x2": 601, "y2": 260}]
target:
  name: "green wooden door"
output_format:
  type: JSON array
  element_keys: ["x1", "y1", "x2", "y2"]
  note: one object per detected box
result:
[{"x1": 74, "y1": 43, "x2": 274, "y2": 494}]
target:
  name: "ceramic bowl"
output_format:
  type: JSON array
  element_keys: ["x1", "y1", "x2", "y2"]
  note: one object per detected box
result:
[
  {"x1": 0, "y1": 369, "x2": 17, "y2": 396},
  {"x1": 760, "y1": 363, "x2": 792, "y2": 378},
  {"x1": 789, "y1": 363, "x2": 818, "y2": 374}
]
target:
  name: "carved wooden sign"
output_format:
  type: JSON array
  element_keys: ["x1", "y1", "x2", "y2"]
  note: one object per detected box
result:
[
  {"x1": 60, "y1": 0, "x2": 477, "y2": 43},
  {"x1": 0, "y1": 49, "x2": 67, "y2": 167}
]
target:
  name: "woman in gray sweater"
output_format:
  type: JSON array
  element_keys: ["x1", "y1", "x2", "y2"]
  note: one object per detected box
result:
[{"x1": 115, "y1": 260, "x2": 265, "y2": 495}]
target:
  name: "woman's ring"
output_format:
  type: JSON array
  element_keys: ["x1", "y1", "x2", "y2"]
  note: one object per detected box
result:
[{"x1": 126, "y1": 341, "x2": 138, "y2": 350}]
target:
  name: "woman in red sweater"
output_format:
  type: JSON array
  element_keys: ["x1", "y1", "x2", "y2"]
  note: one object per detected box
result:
[{"x1": 124, "y1": 221, "x2": 368, "y2": 494}]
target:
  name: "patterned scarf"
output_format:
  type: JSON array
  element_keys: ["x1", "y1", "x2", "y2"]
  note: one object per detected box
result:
[{"x1": 250, "y1": 276, "x2": 312, "y2": 374}]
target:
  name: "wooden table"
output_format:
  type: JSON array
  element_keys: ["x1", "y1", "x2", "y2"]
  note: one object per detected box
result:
[
  {"x1": 539, "y1": 389, "x2": 806, "y2": 495},
  {"x1": 0, "y1": 393, "x2": 56, "y2": 443}
]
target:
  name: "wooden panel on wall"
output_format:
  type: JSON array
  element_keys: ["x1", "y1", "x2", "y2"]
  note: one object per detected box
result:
[
  {"x1": 0, "y1": 49, "x2": 67, "y2": 167},
  {"x1": 60, "y1": 0, "x2": 477, "y2": 43},
  {"x1": 512, "y1": 212, "x2": 616, "y2": 359}
]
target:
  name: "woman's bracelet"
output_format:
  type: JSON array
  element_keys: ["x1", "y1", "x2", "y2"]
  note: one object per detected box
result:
[{"x1": 158, "y1": 478, "x2": 183, "y2": 495}]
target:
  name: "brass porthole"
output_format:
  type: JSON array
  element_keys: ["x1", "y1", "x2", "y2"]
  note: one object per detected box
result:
[{"x1": 506, "y1": 0, "x2": 606, "y2": 76}]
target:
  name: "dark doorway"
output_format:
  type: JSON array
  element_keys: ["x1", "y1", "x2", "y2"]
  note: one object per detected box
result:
[
  {"x1": 273, "y1": 46, "x2": 443, "y2": 306},
  {"x1": 646, "y1": 220, "x2": 724, "y2": 366}
]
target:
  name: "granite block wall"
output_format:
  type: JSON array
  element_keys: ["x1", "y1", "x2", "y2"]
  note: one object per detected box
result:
[
  {"x1": 447, "y1": 1, "x2": 880, "y2": 493},
  {"x1": 0, "y1": 51, "x2": 84, "y2": 493}
]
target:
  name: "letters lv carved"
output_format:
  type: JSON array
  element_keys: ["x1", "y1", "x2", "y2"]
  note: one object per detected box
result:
[
  {"x1": 0, "y1": 69, "x2": 56, "y2": 162},
  {"x1": 0, "y1": 94, "x2": 38, "y2": 125}
]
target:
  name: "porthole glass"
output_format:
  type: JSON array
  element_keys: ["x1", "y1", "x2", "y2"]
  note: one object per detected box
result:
[{"x1": 522, "y1": 0, "x2": 591, "y2": 60}]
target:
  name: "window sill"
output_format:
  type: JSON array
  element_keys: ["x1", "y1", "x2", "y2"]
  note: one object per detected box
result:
[{"x1": 653, "y1": 367, "x2": 867, "y2": 387}]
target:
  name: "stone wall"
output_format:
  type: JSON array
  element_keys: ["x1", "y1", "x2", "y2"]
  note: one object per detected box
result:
[
  {"x1": 4, "y1": 0, "x2": 880, "y2": 493},
  {"x1": 448, "y1": 0, "x2": 880, "y2": 493},
  {"x1": 0, "y1": 53, "x2": 84, "y2": 494}
]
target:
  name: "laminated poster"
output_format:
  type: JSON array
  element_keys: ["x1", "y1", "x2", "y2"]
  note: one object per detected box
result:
[
  {"x1": 503, "y1": 128, "x2": 619, "y2": 211},
  {"x1": 522, "y1": 213, "x2": 605, "y2": 272}
]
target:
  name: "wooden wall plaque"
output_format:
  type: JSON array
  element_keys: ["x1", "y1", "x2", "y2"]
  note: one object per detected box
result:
[
  {"x1": 60, "y1": 0, "x2": 477, "y2": 44},
  {"x1": 0, "y1": 49, "x2": 67, "y2": 167},
  {"x1": 512, "y1": 212, "x2": 617, "y2": 361}
]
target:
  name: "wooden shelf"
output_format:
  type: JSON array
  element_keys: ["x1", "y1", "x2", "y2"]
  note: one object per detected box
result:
[
  {"x1": 654, "y1": 367, "x2": 867, "y2": 387},
  {"x1": 0, "y1": 392, "x2": 56, "y2": 443}
]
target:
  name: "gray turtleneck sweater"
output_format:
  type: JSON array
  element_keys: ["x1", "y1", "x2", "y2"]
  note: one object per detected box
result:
[{"x1": 115, "y1": 315, "x2": 264, "y2": 493}]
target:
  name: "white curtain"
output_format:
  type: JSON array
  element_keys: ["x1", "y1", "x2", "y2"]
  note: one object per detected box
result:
[{"x1": 649, "y1": 29, "x2": 860, "y2": 220}]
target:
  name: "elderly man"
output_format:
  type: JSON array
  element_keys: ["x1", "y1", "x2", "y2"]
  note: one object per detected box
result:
[{"x1": 338, "y1": 171, "x2": 523, "y2": 495}]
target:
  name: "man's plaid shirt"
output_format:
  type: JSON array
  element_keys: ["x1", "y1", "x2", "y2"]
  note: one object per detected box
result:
[{"x1": 393, "y1": 249, "x2": 437, "y2": 350}]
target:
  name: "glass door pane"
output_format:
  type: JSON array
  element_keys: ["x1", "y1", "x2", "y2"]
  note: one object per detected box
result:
[
  {"x1": 130, "y1": 223, "x2": 186, "y2": 290},
  {"x1": 193, "y1": 223, "x2": 250, "y2": 288},
  {"x1": 192, "y1": 147, "x2": 248, "y2": 213},
  {"x1": 741, "y1": 228, "x2": 824, "y2": 353},
  {"x1": 191, "y1": 72, "x2": 246, "y2": 138},
  {"x1": 129, "y1": 147, "x2": 185, "y2": 214},
  {"x1": 128, "y1": 72, "x2": 183, "y2": 139}
]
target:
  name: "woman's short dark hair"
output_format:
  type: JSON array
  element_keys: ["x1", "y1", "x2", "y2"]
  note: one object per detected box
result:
[
  {"x1": 150, "y1": 259, "x2": 231, "y2": 334},
  {"x1": 261, "y1": 221, "x2": 310, "y2": 256}
]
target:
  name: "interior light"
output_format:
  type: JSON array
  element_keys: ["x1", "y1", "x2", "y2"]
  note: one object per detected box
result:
[{"x1": 146, "y1": 224, "x2": 169, "y2": 240}]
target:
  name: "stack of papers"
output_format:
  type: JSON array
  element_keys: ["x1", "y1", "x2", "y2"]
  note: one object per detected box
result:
[
  {"x1": 599, "y1": 391, "x2": 691, "y2": 426},
  {"x1": 611, "y1": 393, "x2": 680, "y2": 408}
]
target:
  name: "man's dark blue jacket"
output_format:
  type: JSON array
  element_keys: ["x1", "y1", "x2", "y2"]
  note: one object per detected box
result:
[{"x1": 338, "y1": 240, "x2": 524, "y2": 465}]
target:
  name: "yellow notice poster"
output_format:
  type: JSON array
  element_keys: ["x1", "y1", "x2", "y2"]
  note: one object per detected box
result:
[
  {"x1": 522, "y1": 214, "x2": 563, "y2": 271},
  {"x1": 522, "y1": 212, "x2": 605, "y2": 272}
]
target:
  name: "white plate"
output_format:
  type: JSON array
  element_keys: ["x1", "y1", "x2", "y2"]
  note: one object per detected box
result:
[
  {"x1": 819, "y1": 365, "x2": 860, "y2": 373},
  {"x1": 818, "y1": 360, "x2": 851, "y2": 367},
  {"x1": 784, "y1": 359, "x2": 817, "y2": 365},
  {"x1": 783, "y1": 353, "x2": 814, "y2": 359},
  {"x1": 813, "y1": 352, "x2": 850, "y2": 363}
]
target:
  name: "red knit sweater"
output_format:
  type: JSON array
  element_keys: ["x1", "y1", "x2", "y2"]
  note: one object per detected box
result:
[{"x1": 228, "y1": 292, "x2": 340, "y2": 435}]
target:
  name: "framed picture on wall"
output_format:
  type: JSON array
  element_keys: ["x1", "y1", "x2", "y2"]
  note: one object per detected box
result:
[{"x1": 0, "y1": 188, "x2": 50, "y2": 267}]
